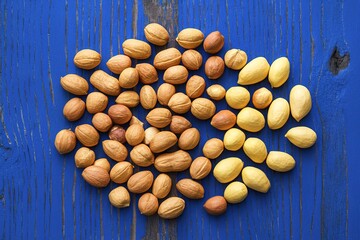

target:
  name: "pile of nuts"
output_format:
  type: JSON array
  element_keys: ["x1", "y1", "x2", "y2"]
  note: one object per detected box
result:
[{"x1": 54, "y1": 23, "x2": 317, "y2": 219}]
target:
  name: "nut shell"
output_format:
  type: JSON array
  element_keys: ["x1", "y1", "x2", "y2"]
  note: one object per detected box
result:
[
  {"x1": 202, "y1": 138, "x2": 224, "y2": 159},
  {"x1": 191, "y1": 98, "x2": 216, "y2": 120},
  {"x1": 138, "y1": 193, "x2": 159, "y2": 216},
  {"x1": 176, "y1": 28, "x2": 204, "y2": 49},
  {"x1": 168, "y1": 93, "x2": 192, "y2": 114},
  {"x1": 130, "y1": 144, "x2": 154, "y2": 167},
  {"x1": 86, "y1": 92, "x2": 108, "y2": 114},
  {"x1": 115, "y1": 91, "x2": 140, "y2": 108},
  {"x1": 122, "y1": 39, "x2": 151, "y2": 59},
  {"x1": 82, "y1": 165, "x2": 110, "y2": 188},
  {"x1": 108, "y1": 186, "x2": 130, "y2": 208},
  {"x1": 54, "y1": 129, "x2": 76, "y2": 154},
  {"x1": 152, "y1": 174, "x2": 172, "y2": 199},
  {"x1": 185, "y1": 75, "x2": 205, "y2": 99},
  {"x1": 136, "y1": 63, "x2": 158, "y2": 84},
  {"x1": 63, "y1": 97, "x2": 85, "y2": 121},
  {"x1": 73, "y1": 49, "x2": 101, "y2": 70},
  {"x1": 155, "y1": 150, "x2": 192, "y2": 172},
  {"x1": 157, "y1": 83, "x2": 176, "y2": 106},
  {"x1": 150, "y1": 131, "x2": 178, "y2": 153},
  {"x1": 60, "y1": 74, "x2": 89, "y2": 95},
  {"x1": 189, "y1": 156, "x2": 212, "y2": 180},
  {"x1": 206, "y1": 84, "x2": 226, "y2": 101},
  {"x1": 93, "y1": 158, "x2": 111, "y2": 172},
  {"x1": 125, "y1": 124, "x2": 145, "y2": 146},
  {"x1": 102, "y1": 140, "x2": 128, "y2": 162},
  {"x1": 144, "y1": 127, "x2": 160, "y2": 145},
  {"x1": 178, "y1": 128, "x2": 200, "y2": 150},
  {"x1": 170, "y1": 115, "x2": 192, "y2": 134},
  {"x1": 224, "y1": 49, "x2": 247, "y2": 70},
  {"x1": 181, "y1": 50, "x2": 202, "y2": 70},
  {"x1": 146, "y1": 108, "x2": 172, "y2": 128},
  {"x1": 163, "y1": 65, "x2": 189, "y2": 85},
  {"x1": 140, "y1": 85, "x2": 157, "y2": 110},
  {"x1": 119, "y1": 67, "x2": 139, "y2": 88},
  {"x1": 108, "y1": 104, "x2": 132, "y2": 125},
  {"x1": 158, "y1": 197, "x2": 185, "y2": 219},
  {"x1": 75, "y1": 124, "x2": 99, "y2": 147},
  {"x1": 153, "y1": 48, "x2": 182, "y2": 70},
  {"x1": 176, "y1": 179, "x2": 204, "y2": 199},
  {"x1": 106, "y1": 54, "x2": 132, "y2": 74},
  {"x1": 144, "y1": 23, "x2": 169, "y2": 46},
  {"x1": 110, "y1": 161, "x2": 134, "y2": 184},
  {"x1": 127, "y1": 171, "x2": 154, "y2": 194},
  {"x1": 74, "y1": 147, "x2": 95, "y2": 168},
  {"x1": 90, "y1": 70, "x2": 121, "y2": 96}
]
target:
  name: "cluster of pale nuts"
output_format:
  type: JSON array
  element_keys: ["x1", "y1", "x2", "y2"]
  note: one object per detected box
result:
[{"x1": 54, "y1": 23, "x2": 317, "y2": 218}]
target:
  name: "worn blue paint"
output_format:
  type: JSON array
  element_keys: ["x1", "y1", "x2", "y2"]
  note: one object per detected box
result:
[{"x1": 0, "y1": 0, "x2": 359, "y2": 239}]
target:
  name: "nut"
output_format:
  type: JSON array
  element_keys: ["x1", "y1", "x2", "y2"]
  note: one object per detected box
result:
[
  {"x1": 138, "y1": 193, "x2": 159, "y2": 216},
  {"x1": 73, "y1": 49, "x2": 101, "y2": 70},
  {"x1": 106, "y1": 54, "x2": 132, "y2": 74},
  {"x1": 63, "y1": 97, "x2": 85, "y2": 121},
  {"x1": 108, "y1": 125, "x2": 126, "y2": 143},
  {"x1": 238, "y1": 57, "x2": 270, "y2": 85},
  {"x1": 127, "y1": 171, "x2": 154, "y2": 194},
  {"x1": 266, "y1": 151, "x2": 296, "y2": 172},
  {"x1": 144, "y1": 23, "x2": 169, "y2": 46},
  {"x1": 82, "y1": 165, "x2": 110, "y2": 188},
  {"x1": 268, "y1": 57, "x2": 290, "y2": 88},
  {"x1": 86, "y1": 92, "x2": 108, "y2": 114},
  {"x1": 176, "y1": 179, "x2": 204, "y2": 199},
  {"x1": 119, "y1": 67, "x2": 139, "y2": 88},
  {"x1": 60, "y1": 74, "x2": 89, "y2": 95},
  {"x1": 205, "y1": 56, "x2": 225, "y2": 79},
  {"x1": 243, "y1": 138, "x2": 268, "y2": 163},
  {"x1": 108, "y1": 104, "x2": 132, "y2": 125},
  {"x1": 170, "y1": 115, "x2": 192, "y2": 134},
  {"x1": 158, "y1": 197, "x2": 185, "y2": 219},
  {"x1": 122, "y1": 39, "x2": 151, "y2": 59},
  {"x1": 157, "y1": 83, "x2": 176, "y2": 106},
  {"x1": 213, "y1": 157, "x2": 244, "y2": 183},
  {"x1": 178, "y1": 128, "x2": 200, "y2": 150},
  {"x1": 110, "y1": 161, "x2": 134, "y2": 184},
  {"x1": 203, "y1": 196, "x2": 227, "y2": 215},
  {"x1": 140, "y1": 85, "x2": 157, "y2": 110},
  {"x1": 252, "y1": 87, "x2": 273, "y2": 109},
  {"x1": 241, "y1": 166, "x2": 271, "y2": 193},
  {"x1": 185, "y1": 75, "x2": 206, "y2": 98},
  {"x1": 153, "y1": 48, "x2": 182, "y2": 70},
  {"x1": 75, "y1": 124, "x2": 99, "y2": 147},
  {"x1": 225, "y1": 86, "x2": 250, "y2": 109},
  {"x1": 146, "y1": 108, "x2": 172, "y2": 128},
  {"x1": 54, "y1": 129, "x2": 76, "y2": 154},
  {"x1": 74, "y1": 147, "x2": 95, "y2": 168},
  {"x1": 236, "y1": 107, "x2": 265, "y2": 132},
  {"x1": 130, "y1": 144, "x2": 154, "y2": 167},
  {"x1": 203, "y1": 31, "x2": 224, "y2": 54},
  {"x1": 108, "y1": 186, "x2": 130, "y2": 208},
  {"x1": 289, "y1": 85, "x2": 312, "y2": 122},
  {"x1": 224, "y1": 49, "x2": 247, "y2": 70},
  {"x1": 224, "y1": 182, "x2": 248, "y2": 204},
  {"x1": 267, "y1": 98, "x2": 290, "y2": 130},
  {"x1": 150, "y1": 131, "x2": 178, "y2": 153},
  {"x1": 210, "y1": 110, "x2": 236, "y2": 130},
  {"x1": 152, "y1": 174, "x2": 172, "y2": 199},
  {"x1": 206, "y1": 84, "x2": 226, "y2": 101},
  {"x1": 181, "y1": 50, "x2": 202, "y2": 70},
  {"x1": 115, "y1": 91, "x2": 140, "y2": 108},
  {"x1": 102, "y1": 140, "x2": 128, "y2": 162},
  {"x1": 144, "y1": 127, "x2": 160, "y2": 145},
  {"x1": 176, "y1": 28, "x2": 204, "y2": 49},
  {"x1": 129, "y1": 116, "x2": 144, "y2": 126},
  {"x1": 163, "y1": 65, "x2": 189, "y2": 85},
  {"x1": 191, "y1": 98, "x2": 216, "y2": 120},
  {"x1": 202, "y1": 138, "x2": 224, "y2": 159},
  {"x1": 93, "y1": 158, "x2": 111, "y2": 172},
  {"x1": 125, "y1": 124, "x2": 145, "y2": 146},
  {"x1": 135, "y1": 63, "x2": 158, "y2": 84},
  {"x1": 189, "y1": 156, "x2": 212, "y2": 180},
  {"x1": 154, "y1": 150, "x2": 192, "y2": 172},
  {"x1": 90, "y1": 70, "x2": 121, "y2": 96},
  {"x1": 223, "y1": 128, "x2": 246, "y2": 151},
  {"x1": 285, "y1": 126, "x2": 317, "y2": 148},
  {"x1": 168, "y1": 92, "x2": 192, "y2": 114}
]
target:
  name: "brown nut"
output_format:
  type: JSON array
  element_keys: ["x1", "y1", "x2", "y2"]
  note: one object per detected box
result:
[
  {"x1": 153, "y1": 48, "x2": 182, "y2": 70},
  {"x1": 205, "y1": 56, "x2": 225, "y2": 79},
  {"x1": 86, "y1": 92, "x2": 108, "y2": 114},
  {"x1": 203, "y1": 196, "x2": 227, "y2": 215},
  {"x1": 125, "y1": 124, "x2": 145, "y2": 146},
  {"x1": 168, "y1": 93, "x2": 192, "y2": 114},
  {"x1": 158, "y1": 197, "x2": 185, "y2": 219},
  {"x1": 190, "y1": 157, "x2": 212, "y2": 180},
  {"x1": 106, "y1": 54, "x2": 132, "y2": 74},
  {"x1": 150, "y1": 131, "x2": 178, "y2": 153},
  {"x1": 206, "y1": 84, "x2": 226, "y2": 101},
  {"x1": 130, "y1": 144, "x2": 154, "y2": 167},
  {"x1": 224, "y1": 49, "x2": 247, "y2": 70},
  {"x1": 75, "y1": 124, "x2": 99, "y2": 147},
  {"x1": 115, "y1": 91, "x2": 140, "y2": 108},
  {"x1": 185, "y1": 75, "x2": 206, "y2": 98},
  {"x1": 176, "y1": 28, "x2": 204, "y2": 49},
  {"x1": 138, "y1": 193, "x2": 159, "y2": 216},
  {"x1": 90, "y1": 70, "x2": 121, "y2": 96},
  {"x1": 203, "y1": 31, "x2": 225, "y2": 54},
  {"x1": 82, "y1": 165, "x2": 110, "y2": 188},
  {"x1": 110, "y1": 161, "x2": 134, "y2": 184},
  {"x1": 140, "y1": 85, "x2": 157, "y2": 110},
  {"x1": 60, "y1": 74, "x2": 89, "y2": 95},
  {"x1": 63, "y1": 97, "x2": 85, "y2": 121},
  {"x1": 210, "y1": 110, "x2": 236, "y2": 130},
  {"x1": 144, "y1": 127, "x2": 160, "y2": 145},
  {"x1": 135, "y1": 63, "x2": 158, "y2": 84},
  {"x1": 181, "y1": 49, "x2": 203, "y2": 70},
  {"x1": 178, "y1": 128, "x2": 200, "y2": 150},
  {"x1": 92, "y1": 113, "x2": 112, "y2": 132},
  {"x1": 73, "y1": 49, "x2": 101, "y2": 70},
  {"x1": 144, "y1": 23, "x2": 169, "y2": 46},
  {"x1": 163, "y1": 65, "x2": 189, "y2": 85},
  {"x1": 74, "y1": 147, "x2": 95, "y2": 168},
  {"x1": 191, "y1": 98, "x2": 216, "y2": 120},
  {"x1": 176, "y1": 179, "x2": 205, "y2": 199},
  {"x1": 203, "y1": 138, "x2": 224, "y2": 159},
  {"x1": 157, "y1": 83, "x2": 176, "y2": 106},
  {"x1": 146, "y1": 108, "x2": 172, "y2": 128},
  {"x1": 54, "y1": 129, "x2": 76, "y2": 154},
  {"x1": 127, "y1": 171, "x2": 154, "y2": 194},
  {"x1": 102, "y1": 140, "x2": 128, "y2": 162},
  {"x1": 119, "y1": 67, "x2": 139, "y2": 88},
  {"x1": 108, "y1": 104, "x2": 132, "y2": 125},
  {"x1": 252, "y1": 87, "x2": 273, "y2": 109},
  {"x1": 152, "y1": 174, "x2": 172, "y2": 199},
  {"x1": 122, "y1": 39, "x2": 151, "y2": 59},
  {"x1": 109, "y1": 186, "x2": 130, "y2": 208},
  {"x1": 93, "y1": 158, "x2": 111, "y2": 172},
  {"x1": 108, "y1": 125, "x2": 126, "y2": 144},
  {"x1": 155, "y1": 150, "x2": 192, "y2": 172},
  {"x1": 170, "y1": 115, "x2": 192, "y2": 134}
]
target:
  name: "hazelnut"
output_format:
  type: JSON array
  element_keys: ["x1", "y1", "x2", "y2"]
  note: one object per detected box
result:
[
  {"x1": 108, "y1": 104, "x2": 132, "y2": 125},
  {"x1": 138, "y1": 193, "x2": 159, "y2": 216},
  {"x1": 108, "y1": 125, "x2": 126, "y2": 144},
  {"x1": 205, "y1": 56, "x2": 225, "y2": 79}
]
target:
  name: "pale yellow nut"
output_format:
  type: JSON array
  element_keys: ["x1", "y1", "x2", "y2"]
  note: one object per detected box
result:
[
  {"x1": 289, "y1": 85, "x2": 312, "y2": 122},
  {"x1": 237, "y1": 57, "x2": 270, "y2": 85},
  {"x1": 268, "y1": 57, "x2": 290, "y2": 88},
  {"x1": 224, "y1": 49, "x2": 247, "y2": 70},
  {"x1": 224, "y1": 181, "x2": 248, "y2": 204},
  {"x1": 241, "y1": 166, "x2": 270, "y2": 193},
  {"x1": 225, "y1": 86, "x2": 250, "y2": 109},
  {"x1": 213, "y1": 157, "x2": 244, "y2": 183},
  {"x1": 285, "y1": 126, "x2": 317, "y2": 148},
  {"x1": 236, "y1": 107, "x2": 265, "y2": 132},
  {"x1": 223, "y1": 128, "x2": 246, "y2": 151},
  {"x1": 243, "y1": 138, "x2": 267, "y2": 163},
  {"x1": 267, "y1": 98, "x2": 290, "y2": 130},
  {"x1": 266, "y1": 151, "x2": 296, "y2": 172}
]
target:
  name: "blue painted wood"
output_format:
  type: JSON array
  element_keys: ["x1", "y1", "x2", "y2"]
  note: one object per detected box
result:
[{"x1": 0, "y1": 0, "x2": 359, "y2": 239}]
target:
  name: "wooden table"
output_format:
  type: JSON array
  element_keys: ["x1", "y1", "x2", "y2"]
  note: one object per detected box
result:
[{"x1": 1, "y1": 0, "x2": 359, "y2": 239}]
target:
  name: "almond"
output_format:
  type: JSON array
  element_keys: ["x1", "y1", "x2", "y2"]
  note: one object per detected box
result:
[
  {"x1": 152, "y1": 174, "x2": 172, "y2": 199},
  {"x1": 203, "y1": 196, "x2": 227, "y2": 215},
  {"x1": 203, "y1": 31, "x2": 224, "y2": 54},
  {"x1": 268, "y1": 57, "x2": 290, "y2": 88},
  {"x1": 191, "y1": 98, "x2": 216, "y2": 120},
  {"x1": 135, "y1": 63, "x2": 158, "y2": 84},
  {"x1": 146, "y1": 108, "x2": 172, "y2": 128},
  {"x1": 178, "y1": 128, "x2": 200, "y2": 150},
  {"x1": 130, "y1": 144, "x2": 154, "y2": 167},
  {"x1": 170, "y1": 115, "x2": 192, "y2": 134},
  {"x1": 210, "y1": 110, "x2": 236, "y2": 130},
  {"x1": 168, "y1": 92, "x2": 192, "y2": 114},
  {"x1": 266, "y1": 151, "x2": 296, "y2": 172},
  {"x1": 73, "y1": 49, "x2": 101, "y2": 70},
  {"x1": 176, "y1": 28, "x2": 204, "y2": 49},
  {"x1": 127, "y1": 171, "x2": 154, "y2": 193},
  {"x1": 108, "y1": 104, "x2": 132, "y2": 125},
  {"x1": 158, "y1": 197, "x2": 185, "y2": 219},
  {"x1": 181, "y1": 49, "x2": 202, "y2": 70},
  {"x1": 185, "y1": 75, "x2": 206, "y2": 98},
  {"x1": 140, "y1": 85, "x2": 157, "y2": 110},
  {"x1": 236, "y1": 107, "x2": 265, "y2": 132},
  {"x1": 176, "y1": 178, "x2": 204, "y2": 199},
  {"x1": 75, "y1": 124, "x2": 99, "y2": 147},
  {"x1": 102, "y1": 140, "x2": 128, "y2": 162},
  {"x1": 106, "y1": 54, "x2": 132, "y2": 74},
  {"x1": 285, "y1": 126, "x2": 317, "y2": 148},
  {"x1": 189, "y1": 156, "x2": 212, "y2": 180},
  {"x1": 163, "y1": 65, "x2": 189, "y2": 85},
  {"x1": 122, "y1": 39, "x2": 151, "y2": 59},
  {"x1": 60, "y1": 74, "x2": 89, "y2": 95},
  {"x1": 157, "y1": 83, "x2": 176, "y2": 106},
  {"x1": 63, "y1": 97, "x2": 85, "y2": 121},
  {"x1": 242, "y1": 166, "x2": 271, "y2": 193},
  {"x1": 267, "y1": 98, "x2": 290, "y2": 130},
  {"x1": 86, "y1": 92, "x2": 108, "y2": 114},
  {"x1": 144, "y1": 23, "x2": 169, "y2": 46},
  {"x1": 82, "y1": 165, "x2": 110, "y2": 188},
  {"x1": 119, "y1": 67, "x2": 139, "y2": 88},
  {"x1": 289, "y1": 85, "x2": 312, "y2": 122},
  {"x1": 115, "y1": 91, "x2": 140, "y2": 108},
  {"x1": 153, "y1": 48, "x2": 182, "y2": 70},
  {"x1": 149, "y1": 131, "x2": 178, "y2": 153},
  {"x1": 138, "y1": 193, "x2": 159, "y2": 216},
  {"x1": 238, "y1": 57, "x2": 270, "y2": 85},
  {"x1": 155, "y1": 150, "x2": 192, "y2": 172},
  {"x1": 90, "y1": 70, "x2": 121, "y2": 96},
  {"x1": 110, "y1": 161, "x2": 134, "y2": 184}
]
